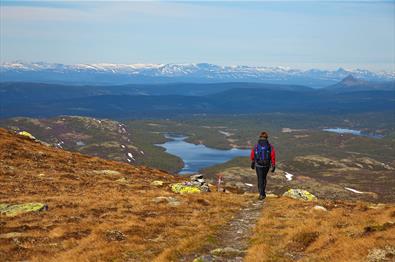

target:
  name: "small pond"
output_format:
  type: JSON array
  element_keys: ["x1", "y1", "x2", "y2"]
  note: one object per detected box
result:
[{"x1": 156, "y1": 134, "x2": 251, "y2": 174}]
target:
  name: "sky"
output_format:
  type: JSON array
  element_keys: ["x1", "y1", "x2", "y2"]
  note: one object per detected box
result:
[{"x1": 0, "y1": 1, "x2": 394, "y2": 71}]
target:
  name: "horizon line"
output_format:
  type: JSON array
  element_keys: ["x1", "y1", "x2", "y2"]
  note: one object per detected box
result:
[{"x1": 1, "y1": 60, "x2": 394, "y2": 74}]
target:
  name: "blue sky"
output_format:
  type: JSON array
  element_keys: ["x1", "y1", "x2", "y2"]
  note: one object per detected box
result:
[{"x1": 0, "y1": 1, "x2": 394, "y2": 71}]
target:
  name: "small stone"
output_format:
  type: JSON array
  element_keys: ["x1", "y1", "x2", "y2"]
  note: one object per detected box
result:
[
  {"x1": 367, "y1": 246, "x2": 395, "y2": 262},
  {"x1": 116, "y1": 178, "x2": 128, "y2": 184},
  {"x1": 266, "y1": 193, "x2": 278, "y2": 198},
  {"x1": 153, "y1": 196, "x2": 181, "y2": 206},
  {"x1": 200, "y1": 184, "x2": 211, "y2": 192},
  {"x1": 193, "y1": 255, "x2": 214, "y2": 262},
  {"x1": 210, "y1": 247, "x2": 244, "y2": 257},
  {"x1": 190, "y1": 174, "x2": 204, "y2": 181},
  {"x1": 0, "y1": 232, "x2": 23, "y2": 239},
  {"x1": 93, "y1": 170, "x2": 121, "y2": 176},
  {"x1": 313, "y1": 205, "x2": 328, "y2": 212},
  {"x1": 151, "y1": 180, "x2": 164, "y2": 186},
  {"x1": 105, "y1": 230, "x2": 126, "y2": 241}
]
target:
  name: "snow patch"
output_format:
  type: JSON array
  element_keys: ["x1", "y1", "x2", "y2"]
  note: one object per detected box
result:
[
  {"x1": 127, "y1": 152, "x2": 135, "y2": 161},
  {"x1": 245, "y1": 183, "x2": 253, "y2": 187},
  {"x1": 284, "y1": 172, "x2": 294, "y2": 181},
  {"x1": 345, "y1": 187, "x2": 364, "y2": 194},
  {"x1": 219, "y1": 130, "x2": 233, "y2": 137}
]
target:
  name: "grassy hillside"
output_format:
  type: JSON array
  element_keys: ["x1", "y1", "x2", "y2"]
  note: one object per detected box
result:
[
  {"x1": 1, "y1": 128, "x2": 394, "y2": 261},
  {"x1": 0, "y1": 128, "x2": 248, "y2": 261},
  {"x1": 245, "y1": 197, "x2": 395, "y2": 261}
]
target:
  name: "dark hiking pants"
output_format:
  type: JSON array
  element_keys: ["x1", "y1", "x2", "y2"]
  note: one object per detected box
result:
[{"x1": 256, "y1": 165, "x2": 270, "y2": 197}]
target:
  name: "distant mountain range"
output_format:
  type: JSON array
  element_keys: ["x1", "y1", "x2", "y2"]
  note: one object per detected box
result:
[
  {"x1": 1, "y1": 61, "x2": 394, "y2": 87},
  {"x1": 1, "y1": 76, "x2": 393, "y2": 119}
]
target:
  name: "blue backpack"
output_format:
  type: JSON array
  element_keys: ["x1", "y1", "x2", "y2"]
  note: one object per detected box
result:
[{"x1": 254, "y1": 143, "x2": 271, "y2": 166}]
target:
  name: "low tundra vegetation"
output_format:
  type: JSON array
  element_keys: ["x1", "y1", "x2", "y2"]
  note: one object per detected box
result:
[{"x1": 245, "y1": 198, "x2": 395, "y2": 262}]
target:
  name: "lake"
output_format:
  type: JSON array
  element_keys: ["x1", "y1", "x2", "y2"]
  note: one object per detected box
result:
[
  {"x1": 323, "y1": 128, "x2": 383, "y2": 139},
  {"x1": 156, "y1": 134, "x2": 251, "y2": 174}
]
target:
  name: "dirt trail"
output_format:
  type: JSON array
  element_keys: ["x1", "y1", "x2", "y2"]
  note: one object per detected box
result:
[{"x1": 181, "y1": 199, "x2": 264, "y2": 262}]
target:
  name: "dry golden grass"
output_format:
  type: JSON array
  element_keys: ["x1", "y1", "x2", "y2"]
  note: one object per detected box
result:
[
  {"x1": 245, "y1": 197, "x2": 395, "y2": 262},
  {"x1": 3, "y1": 128, "x2": 394, "y2": 262},
  {"x1": 0, "y1": 128, "x2": 249, "y2": 261}
]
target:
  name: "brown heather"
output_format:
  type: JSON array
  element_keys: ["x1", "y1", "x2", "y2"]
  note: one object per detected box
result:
[{"x1": 1, "y1": 128, "x2": 394, "y2": 261}]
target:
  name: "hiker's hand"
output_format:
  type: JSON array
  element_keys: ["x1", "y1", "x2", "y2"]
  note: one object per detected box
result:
[
  {"x1": 271, "y1": 165, "x2": 276, "y2": 173},
  {"x1": 251, "y1": 162, "x2": 255, "y2": 169}
]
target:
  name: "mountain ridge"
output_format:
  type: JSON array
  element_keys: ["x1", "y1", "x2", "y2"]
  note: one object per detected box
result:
[{"x1": 1, "y1": 61, "x2": 394, "y2": 87}]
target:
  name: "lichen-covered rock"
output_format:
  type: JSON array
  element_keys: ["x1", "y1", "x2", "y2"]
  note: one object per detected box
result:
[
  {"x1": 17, "y1": 131, "x2": 36, "y2": 140},
  {"x1": 283, "y1": 189, "x2": 317, "y2": 201},
  {"x1": 0, "y1": 203, "x2": 48, "y2": 217},
  {"x1": 171, "y1": 183, "x2": 201, "y2": 194}
]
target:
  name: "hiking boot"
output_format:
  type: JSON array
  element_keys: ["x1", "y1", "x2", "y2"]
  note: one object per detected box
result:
[{"x1": 259, "y1": 195, "x2": 266, "y2": 200}]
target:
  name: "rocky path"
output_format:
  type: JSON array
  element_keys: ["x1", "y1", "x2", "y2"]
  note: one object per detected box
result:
[{"x1": 181, "y1": 199, "x2": 264, "y2": 262}]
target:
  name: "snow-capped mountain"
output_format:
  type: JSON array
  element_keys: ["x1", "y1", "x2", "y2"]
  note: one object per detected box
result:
[{"x1": 1, "y1": 61, "x2": 393, "y2": 87}]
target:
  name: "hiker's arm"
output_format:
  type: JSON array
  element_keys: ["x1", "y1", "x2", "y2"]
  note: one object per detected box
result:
[
  {"x1": 250, "y1": 149, "x2": 255, "y2": 161},
  {"x1": 271, "y1": 146, "x2": 276, "y2": 166},
  {"x1": 250, "y1": 149, "x2": 255, "y2": 169}
]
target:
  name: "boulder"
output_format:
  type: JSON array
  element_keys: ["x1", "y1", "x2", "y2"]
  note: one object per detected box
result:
[
  {"x1": 283, "y1": 189, "x2": 317, "y2": 201},
  {"x1": 171, "y1": 183, "x2": 201, "y2": 194},
  {"x1": 190, "y1": 174, "x2": 204, "y2": 181},
  {"x1": 0, "y1": 203, "x2": 48, "y2": 217},
  {"x1": 17, "y1": 131, "x2": 36, "y2": 140}
]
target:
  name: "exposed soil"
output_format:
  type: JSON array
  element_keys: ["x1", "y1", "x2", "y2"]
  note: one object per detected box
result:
[{"x1": 180, "y1": 198, "x2": 264, "y2": 261}]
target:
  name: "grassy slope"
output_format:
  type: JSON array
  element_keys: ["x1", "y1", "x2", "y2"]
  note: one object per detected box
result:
[
  {"x1": 245, "y1": 197, "x2": 395, "y2": 262},
  {"x1": 0, "y1": 128, "x2": 248, "y2": 261},
  {"x1": 1, "y1": 128, "x2": 394, "y2": 261}
]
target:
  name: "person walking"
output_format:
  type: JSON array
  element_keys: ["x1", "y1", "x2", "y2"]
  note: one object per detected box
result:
[{"x1": 250, "y1": 131, "x2": 276, "y2": 200}]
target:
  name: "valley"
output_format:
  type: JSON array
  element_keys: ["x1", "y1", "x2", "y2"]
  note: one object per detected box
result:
[{"x1": 1, "y1": 112, "x2": 394, "y2": 203}]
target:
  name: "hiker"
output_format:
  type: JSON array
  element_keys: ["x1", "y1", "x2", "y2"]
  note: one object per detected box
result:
[{"x1": 250, "y1": 131, "x2": 276, "y2": 200}]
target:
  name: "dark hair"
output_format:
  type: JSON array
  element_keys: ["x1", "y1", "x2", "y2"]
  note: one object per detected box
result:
[{"x1": 259, "y1": 131, "x2": 268, "y2": 139}]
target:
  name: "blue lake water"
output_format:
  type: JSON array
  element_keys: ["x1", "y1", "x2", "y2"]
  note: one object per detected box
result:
[
  {"x1": 323, "y1": 128, "x2": 383, "y2": 139},
  {"x1": 156, "y1": 134, "x2": 251, "y2": 174}
]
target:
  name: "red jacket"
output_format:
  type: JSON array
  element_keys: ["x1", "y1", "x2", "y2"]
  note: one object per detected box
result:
[{"x1": 250, "y1": 143, "x2": 276, "y2": 166}]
